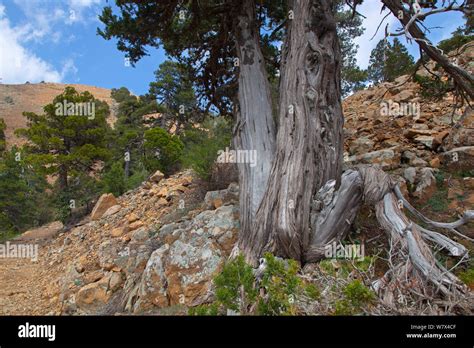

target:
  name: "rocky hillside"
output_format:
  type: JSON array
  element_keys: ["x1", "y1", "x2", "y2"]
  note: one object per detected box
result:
[
  {"x1": 0, "y1": 169, "x2": 240, "y2": 315},
  {"x1": 342, "y1": 42, "x2": 473, "y2": 213},
  {"x1": 0, "y1": 82, "x2": 117, "y2": 147}
]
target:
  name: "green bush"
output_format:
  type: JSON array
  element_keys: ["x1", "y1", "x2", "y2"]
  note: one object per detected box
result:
[
  {"x1": 414, "y1": 74, "x2": 451, "y2": 100},
  {"x1": 188, "y1": 303, "x2": 220, "y2": 316},
  {"x1": 189, "y1": 253, "x2": 320, "y2": 316},
  {"x1": 0, "y1": 147, "x2": 54, "y2": 235},
  {"x1": 126, "y1": 165, "x2": 149, "y2": 191},
  {"x1": 180, "y1": 117, "x2": 232, "y2": 180},
  {"x1": 458, "y1": 268, "x2": 474, "y2": 288},
  {"x1": 102, "y1": 161, "x2": 127, "y2": 196},
  {"x1": 144, "y1": 127, "x2": 183, "y2": 175},
  {"x1": 54, "y1": 173, "x2": 101, "y2": 223},
  {"x1": 213, "y1": 255, "x2": 258, "y2": 312},
  {"x1": 437, "y1": 32, "x2": 473, "y2": 54},
  {"x1": 257, "y1": 253, "x2": 302, "y2": 315},
  {"x1": 343, "y1": 280, "x2": 375, "y2": 308},
  {"x1": 335, "y1": 280, "x2": 375, "y2": 315},
  {"x1": 426, "y1": 191, "x2": 449, "y2": 212}
]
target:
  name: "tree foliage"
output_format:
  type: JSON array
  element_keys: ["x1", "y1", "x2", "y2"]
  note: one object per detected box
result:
[
  {"x1": 149, "y1": 60, "x2": 198, "y2": 131},
  {"x1": 180, "y1": 116, "x2": 232, "y2": 180},
  {"x1": 368, "y1": 38, "x2": 415, "y2": 84},
  {"x1": 16, "y1": 87, "x2": 111, "y2": 190},
  {"x1": 144, "y1": 127, "x2": 184, "y2": 175},
  {"x1": 335, "y1": 1, "x2": 367, "y2": 95},
  {"x1": 0, "y1": 147, "x2": 52, "y2": 239}
]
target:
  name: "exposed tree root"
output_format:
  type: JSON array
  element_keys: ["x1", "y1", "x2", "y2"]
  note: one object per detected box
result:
[{"x1": 306, "y1": 165, "x2": 471, "y2": 306}]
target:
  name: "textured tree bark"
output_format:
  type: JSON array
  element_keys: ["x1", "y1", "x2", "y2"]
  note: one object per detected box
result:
[
  {"x1": 232, "y1": 0, "x2": 276, "y2": 255},
  {"x1": 382, "y1": 0, "x2": 474, "y2": 100},
  {"x1": 58, "y1": 164, "x2": 68, "y2": 190},
  {"x1": 240, "y1": 0, "x2": 344, "y2": 264},
  {"x1": 305, "y1": 169, "x2": 363, "y2": 262}
]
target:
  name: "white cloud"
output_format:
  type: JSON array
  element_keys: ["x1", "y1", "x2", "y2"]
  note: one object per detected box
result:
[
  {"x1": 66, "y1": 0, "x2": 103, "y2": 24},
  {"x1": 61, "y1": 58, "x2": 78, "y2": 78},
  {"x1": 354, "y1": 0, "x2": 398, "y2": 69},
  {"x1": 10, "y1": 0, "x2": 102, "y2": 41},
  {"x1": 0, "y1": 5, "x2": 72, "y2": 83}
]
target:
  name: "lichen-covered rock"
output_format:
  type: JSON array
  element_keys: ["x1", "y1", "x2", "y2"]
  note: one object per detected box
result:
[
  {"x1": 439, "y1": 146, "x2": 474, "y2": 171},
  {"x1": 203, "y1": 184, "x2": 239, "y2": 210},
  {"x1": 127, "y1": 204, "x2": 239, "y2": 313},
  {"x1": 76, "y1": 278, "x2": 111, "y2": 313},
  {"x1": 413, "y1": 168, "x2": 437, "y2": 203},
  {"x1": 346, "y1": 147, "x2": 401, "y2": 170}
]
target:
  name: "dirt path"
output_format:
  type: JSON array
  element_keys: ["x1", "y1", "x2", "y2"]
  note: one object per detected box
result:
[{"x1": 0, "y1": 253, "x2": 60, "y2": 315}]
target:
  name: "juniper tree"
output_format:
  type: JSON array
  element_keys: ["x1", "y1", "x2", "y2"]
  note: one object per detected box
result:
[{"x1": 99, "y1": 0, "x2": 473, "y2": 302}]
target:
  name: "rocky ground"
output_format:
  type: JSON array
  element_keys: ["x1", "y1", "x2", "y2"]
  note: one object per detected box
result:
[{"x1": 0, "y1": 43, "x2": 472, "y2": 316}]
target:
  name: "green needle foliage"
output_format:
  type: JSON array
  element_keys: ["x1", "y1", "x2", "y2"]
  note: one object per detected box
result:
[
  {"x1": 144, "y1": 127, "x2": 184, "y2": 175},
  {"x1": 15, "y1": 87, "x2": 111, "y2": 190},
  {"x1": 368, "y1": 38, "x2": 415, "y2": 84},
  {"x1": 14, "y1": 87, "x2": 111, "y2": 223},
  {"x1": 0, "y1": 147, "x2": 52, "y2": 239},
  {"x1": 189, "y1": 253, "x2": 320, "y2": 316},
  {"x1": 180, "y1": 117, "x2": 232, "y2": 180}
]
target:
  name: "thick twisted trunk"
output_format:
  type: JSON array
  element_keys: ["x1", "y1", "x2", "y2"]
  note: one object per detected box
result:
[
  {"x1": 232, "y1": 0, "x2": 276, "y2": 254},
  {"x1": 239, "y1": 0, "x2": 343, "y2": 263}
]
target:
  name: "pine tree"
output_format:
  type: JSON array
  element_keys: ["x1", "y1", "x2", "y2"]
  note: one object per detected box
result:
[
  {"x1": 0, "y1": 147, "x2": 51, "y2": 239},
  {"x1": 368, "y1": 38, "x2": 415, "y2": 84},
  {"x1": 148, "y1": 60, "x2": 198, "y2": 132},
  {"x1": 143, "y1": 127, "x2": 183, "y2": 175},
  {"x1": 16, "y1": 87, "x2": 111, "y2": 191},
  {"x1": 102, "y1": 161, "x2": 127, "y2": 197},
  {"x1": 367, "y1": 39, "x2": 391, "y2": 84},
  {"x1": 15, "y1": 87, "x2": 111, "y2": 223},
  {"x1": 335, "y1": 1, "x2": 367, "y2": 95},
  {"x1": 107, "y1": 87, "x2": 159, "y2": 181},
  {"x1": 385, "y1": 38, "x2": 415, "y2": 81}
]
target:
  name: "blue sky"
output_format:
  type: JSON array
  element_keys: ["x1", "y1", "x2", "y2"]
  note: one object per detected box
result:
[{"x1": 0, "y1": 0, "x2": 466, "y2": 95}]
